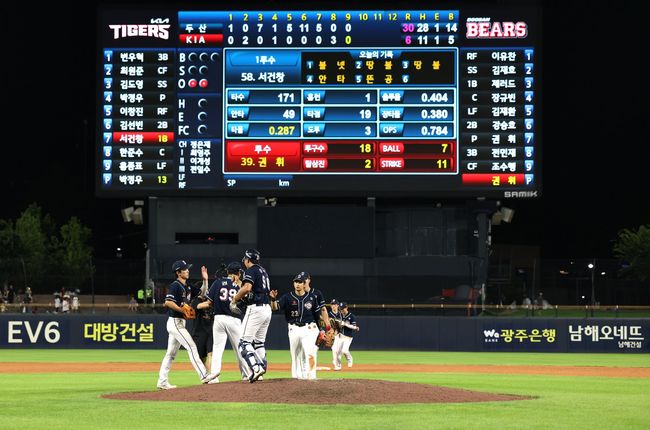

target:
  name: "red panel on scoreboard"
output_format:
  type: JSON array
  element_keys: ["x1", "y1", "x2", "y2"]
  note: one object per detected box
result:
[
  {"x1": 379, "y1": 158, "x2": 405, "y2": 170},
  {"x1": 179, "y1": 34, "x2": 223, "y2": 45},
  {"x1": 380, "y1": 142, "x2": 404, "y2": 154},
  {"x1": 462, "y1": 173, "x2": 525, "y2": 186},
  {"x1": 112, "y1": 132, "x2": 174, "y2": 144},
  {"x1": 225, "y1": 141, "x2": 301, "y2": 171}
]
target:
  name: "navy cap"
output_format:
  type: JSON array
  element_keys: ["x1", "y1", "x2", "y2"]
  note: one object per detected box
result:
[
  {"x1": 293, "y1": 272, "x2": 308, "y2": 282},
  {"x1": 226, "y1": 261, "x2": 242, "y2": 274},
  {"x1": 339, "y1": 302, "x2": 348, "y2": 309},
  {"x1": 330, "y1": 299, "x2": 338, "y2": 305},
  {"x1": 172, "y1": 260, "x2": 192, "y2": 272},
  {"x1": 243, "y1": 248, "x2": 261, "y2": 262}
]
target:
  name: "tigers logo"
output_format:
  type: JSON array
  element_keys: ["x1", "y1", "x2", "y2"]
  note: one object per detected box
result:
[
  {"x1": 466, "y1": 18, "x2": 528, "y2": 39},
  {"x1": 109, "y1": 18, "x2": 170, "y2": 40}
]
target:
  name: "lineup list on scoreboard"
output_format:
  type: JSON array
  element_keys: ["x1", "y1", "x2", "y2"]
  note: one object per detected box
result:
[{"x1": 99, "y1": 9, "x2": 536, "y2": 192}]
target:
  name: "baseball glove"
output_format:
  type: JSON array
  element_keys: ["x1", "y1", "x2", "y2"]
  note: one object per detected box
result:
[
  {"x1": 181, "y1": 303, "x2": 196, "y2": 319},
  {"x1": 316, "y1": 329, "x2": 335, "y2": 348},
  {"x1": 329, "y1": 318, "x2": 342, "y2": 332}
]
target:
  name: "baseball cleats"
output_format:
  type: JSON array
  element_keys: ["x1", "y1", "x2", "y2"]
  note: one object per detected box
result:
[
  {"x1": 207, "y1": 377, "x2": 220, "y2": 384},
  {"x1": 201, "y1": 373, "x2": 219, "y2": 384},
  {"x1": 156, "y1": 382, "x2": 177, "y2": 390},
  {"x1": 249, "y1": 365, "x2": 266, "y2": 383}
]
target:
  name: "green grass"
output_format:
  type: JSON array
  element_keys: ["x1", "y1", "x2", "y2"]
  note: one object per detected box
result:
[{"x1": 1, "y1": 350, "x2": 649, "y2": 430}]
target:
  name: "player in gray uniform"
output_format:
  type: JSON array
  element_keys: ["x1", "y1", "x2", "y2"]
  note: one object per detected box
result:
[
  {"x1": 157, "y1": 260, "x2": 218, "y2": 389},
  {"x1": 332, "y1": 302, "x2": 360, "y2": 369}
]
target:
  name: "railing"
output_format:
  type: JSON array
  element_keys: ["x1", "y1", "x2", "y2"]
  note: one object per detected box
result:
[{"x1": 3, "y1": 301, "x2": 650, "y2": 318}]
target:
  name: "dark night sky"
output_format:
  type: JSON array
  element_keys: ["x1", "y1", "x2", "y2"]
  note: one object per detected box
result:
[{"x1": 3, "y1": 1, "x2": 648, "y2": 259}]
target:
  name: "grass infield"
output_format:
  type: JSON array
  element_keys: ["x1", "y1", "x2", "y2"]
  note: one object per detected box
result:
[{"x1": 0, "y1": 349, "x2": 648, "y2": 430}]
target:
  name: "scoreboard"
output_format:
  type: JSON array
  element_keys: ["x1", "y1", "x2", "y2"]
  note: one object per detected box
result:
[{"x1": 97, "y1": 5, "x2": 541, "y2": 198}]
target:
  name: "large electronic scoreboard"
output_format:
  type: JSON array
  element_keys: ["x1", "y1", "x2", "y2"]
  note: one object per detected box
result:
[{"x1": 98, "y1": 5, "x2": 541, "y2": 198}]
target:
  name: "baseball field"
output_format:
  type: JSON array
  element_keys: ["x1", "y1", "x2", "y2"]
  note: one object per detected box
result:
[{"x1": 1, "y1": 349, "x2": 649, "y2": 430}]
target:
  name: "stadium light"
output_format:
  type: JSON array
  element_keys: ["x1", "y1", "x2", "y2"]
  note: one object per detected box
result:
[{"x1": 587, "y1": 259, "x2": 596, "y2": 316}]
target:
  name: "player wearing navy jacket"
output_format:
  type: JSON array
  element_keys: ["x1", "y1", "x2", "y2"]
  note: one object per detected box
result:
[
  {"x1": 157, "y1": 260, "x2": 218, "y2": 389},
  {"x1": 301, "y1": 272, "x2": 330, "y2": 379},
  {"x1": 270, "y1": 272, "x2": 323, "y2": 380},
  {"x1": 332, "y1": 302, "x2": 360, "y2": 370},
  {"x1": 327, "y1": 299, "x2": 343, "y2": 370},
  {"x1": 189, "y1": 278, "x2": 213, "y2": 370},
  {"x1": 198, "y1": 262, "x2": 250, "y2": 383},
  {"x1": 230, "y1": 249, "x2": 271, "y2": 383}
]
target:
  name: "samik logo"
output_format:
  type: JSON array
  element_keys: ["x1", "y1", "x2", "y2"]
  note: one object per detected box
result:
[
  {"x1": 466, "y1": 17, "x2": 527, "y2": 39},
  {"x1": 483, "y1": 329, "x2": 500, "y2": 343},
  {"x1": 109, "y1": 18, "x2": 170, "y2": 40}
]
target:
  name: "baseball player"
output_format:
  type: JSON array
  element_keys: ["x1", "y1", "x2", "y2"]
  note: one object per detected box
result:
[
  {"x1": 327, "y1": 299, "x2": 343, "y2": 369},
  {"x1": 197, "y1": 262, "x2": 250, "y2": 383},
  {"x1": 189, "y1": 279, "x2": 213, "y2": 371},
  {"x1": 157, "y1": 260, "x2": 218, "y2": 389},
  {"x1": 230, "y1": 249, "x2": 271, "y2": 383},
  {"x1": 300, "y1": 272, "x2": 331, "y2": 378},
  {"x1": 332, "y1": 302, "x2": 359, "y2": 370},
  {"x1": 270, "y1": 272, "x2": 323, "y2": 379}
]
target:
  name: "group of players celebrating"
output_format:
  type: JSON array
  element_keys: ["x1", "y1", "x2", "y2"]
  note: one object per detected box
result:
[{"x1": 156, "y1": 248, "x2": 358, "y2": 390}]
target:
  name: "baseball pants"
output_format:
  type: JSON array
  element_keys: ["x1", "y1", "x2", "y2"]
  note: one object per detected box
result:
[
  {"x1": 158, "y1": 317, "x2": 210, "y2": 385},
  {"x1": 332, "y1": 334, "x2": 354, "y2": 369},
  {"x1": 288, "y1": 323, "x2": 317, "y2": 379},
  {"x1": 241, "y1": 304, "x2": 272, "y2": 365},
  {"x1": 211, "y1": 314, "x2": 249, "y2": 379}
]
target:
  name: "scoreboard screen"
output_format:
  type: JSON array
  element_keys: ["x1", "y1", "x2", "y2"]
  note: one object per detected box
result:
[{"x1": 97, "y1": 5, "x2": 541, "y2": 198}]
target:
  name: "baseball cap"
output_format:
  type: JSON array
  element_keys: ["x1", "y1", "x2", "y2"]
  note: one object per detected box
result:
[
  {"x1": 226, "y1": 261, "x2": 242, "y2": 274},
  {"x1": 293, "y1": 272, "x2": 308, "y2": 282},
  {"x1": 243, "y1": 248, "x2": 261, "y2": 262},
  {"x1": 172, "y1": 260, "x2": 192, "y2": 272},
  {"x1": 339, "y1": 302, "x2": 348, "y2": 309},
  {"x1": 330, "y1": 299, "x2": 338, "y2": 304}
]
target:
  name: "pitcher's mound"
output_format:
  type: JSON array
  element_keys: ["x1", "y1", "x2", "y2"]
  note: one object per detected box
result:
[{"x1": 103, "y1": 378, "x2": 531, "y2": 404}]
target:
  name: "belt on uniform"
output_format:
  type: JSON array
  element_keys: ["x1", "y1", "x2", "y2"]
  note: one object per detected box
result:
[
  {"x1": 290, "y1": 322, "x2": 316, "y2": 327},
  {"x1": 252, "y1": 303, "x2": 269, "y2": 307}
]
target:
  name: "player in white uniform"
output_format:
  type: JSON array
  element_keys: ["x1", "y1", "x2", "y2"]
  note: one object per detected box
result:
[
  {"x1": 157, "y1": 260, "x2": 218, "y2": 389},
  {"x1": 230, "y1": 249, "x2": 272, "y2": 383},
  {"x1": 270, "y1": 272, "x2": 323, "y2": 379},
  {"x1": 332, "y1": 302, "x2": 359, "y2": 369},
  {"x1": 300, "y1": 272, "x2": 330, "y2": 379},
  {"x1": 327, "y1": 299, "x2": 343, "y2": 370},
  {"x1": 197, "y1": 262, "x2": 250, "y2": 383}
]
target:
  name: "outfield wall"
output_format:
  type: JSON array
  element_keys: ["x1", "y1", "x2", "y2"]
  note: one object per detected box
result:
[{"x1": 0, "y1": 314, "x2": 647, "y2": 352}]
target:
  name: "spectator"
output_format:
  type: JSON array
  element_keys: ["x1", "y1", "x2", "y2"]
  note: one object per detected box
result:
[
  {"x1": 54, "y1": 293, "x2": 62, "y2": 313},
  {"x1": 522, "y1": 295, "x2": 532, "y2": 309},
  {"x1": 22, "y1": 287, "x2": 33, "y2": 313},
  {"x1": 61, "y1": 295, "x2": 70, "y2": 313},
  {"x1": 128, "y1": 295, "x2": 138, "y2": 312},
  {"x1": 7, "y1": 282, "x2": 15, "y2": 304},
  {"x1": 72, "y1": 295, "x2": 80, "y2": 313},
  {"x1": 535, "y1": 292, "x2": 544, "y2": 308},
  {"x1": 145, "y1": 279, "x2": 154, "y2": 305}
]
